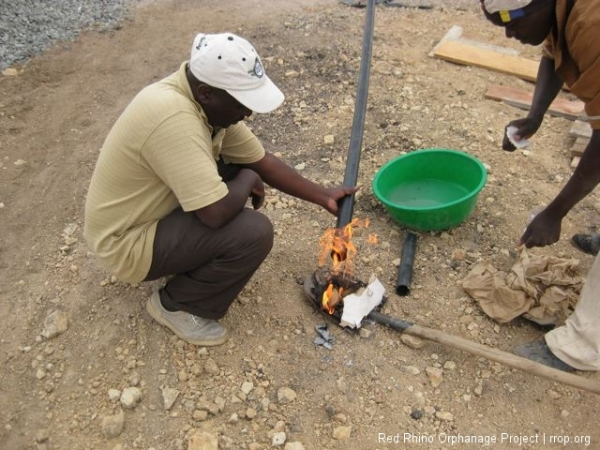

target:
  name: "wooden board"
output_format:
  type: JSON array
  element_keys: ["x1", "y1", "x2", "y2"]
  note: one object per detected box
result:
[
  {"x1": 485, "y1": 85, "x2": 584, "y2": 120},
  {"x1": 569, "y1": 120, "x2": 593, "y2": 139},
  {"x1": 433, "y1": 40, "x2": 539, "y2": 82},
  {"x1": 570, "y1": 137, "x2": 590, "y2": 157},
  {"x1": 429, "y1": 25, "x2": 520, "y2": 58}
]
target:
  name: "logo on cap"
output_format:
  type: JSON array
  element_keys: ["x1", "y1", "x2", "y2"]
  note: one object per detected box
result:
[{"x1": 249, "y1": 57, "x2": 264, "y2": 79}]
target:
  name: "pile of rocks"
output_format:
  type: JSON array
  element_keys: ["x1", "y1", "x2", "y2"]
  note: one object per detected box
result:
[{"x1": 0, "y1": 0, "x2": 136, "y2": 71}]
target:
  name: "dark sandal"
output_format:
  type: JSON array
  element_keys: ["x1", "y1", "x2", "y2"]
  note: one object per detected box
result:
[
  {"x1": 514, "y1": 339, "x2": 575, "y2": 372},
  {"x1": 571, "y1": 233, "x2": 600, "y2": 256}
]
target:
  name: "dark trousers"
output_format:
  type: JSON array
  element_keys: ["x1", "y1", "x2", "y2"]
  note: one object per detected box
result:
[{"x1": 144, "y1": 160, "x2": 273, "y2": 319}]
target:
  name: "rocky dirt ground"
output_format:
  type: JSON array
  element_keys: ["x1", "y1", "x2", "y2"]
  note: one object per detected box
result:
[{"x1": 1, "y1": 0, "x2": 599, "y2": 449}]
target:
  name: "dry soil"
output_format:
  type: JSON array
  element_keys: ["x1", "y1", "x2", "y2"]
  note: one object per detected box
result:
[{"x1": 1, "y1": 1, "x2": 599, "y2": 449}]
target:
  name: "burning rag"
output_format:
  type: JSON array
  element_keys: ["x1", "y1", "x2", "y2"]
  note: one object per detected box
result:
[{"x1": 461, "y1": 249, "x2": 583, "y2": 325}]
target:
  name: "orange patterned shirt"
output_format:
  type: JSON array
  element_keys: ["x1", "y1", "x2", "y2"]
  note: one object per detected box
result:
[{"x1": 543, "y1": 0, "x2": 600, "y2": 128}]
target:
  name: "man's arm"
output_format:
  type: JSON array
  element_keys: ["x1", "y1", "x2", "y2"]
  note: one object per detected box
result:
[
  {"x1": 194, "y1": 168, "x2": 264, "y2": 229},
  {"x1": 528, "y1": 56, "x2": 564, "y2": 121},
  {"x1": 503, "y1": 57, "x2": 564, "y2": 150},
  {"x1": 245, "y1": 152, "x2": 357, "y2": 216},
  {"x1": 521, "y1": 129, "x2": 600, "y2": 247}
]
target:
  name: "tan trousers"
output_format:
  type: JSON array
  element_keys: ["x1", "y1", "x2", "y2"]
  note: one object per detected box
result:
[{"x1": 546, "y1": 252, "x2": 600, "y2": 370}]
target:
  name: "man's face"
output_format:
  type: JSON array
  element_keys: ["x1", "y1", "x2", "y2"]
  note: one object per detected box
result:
[
  {"x1": 483, "y1": 3, "x2": 555, "y2": 46},
  {"x1": 200, "y1": 86, "x2": 253, "y2": 129}
]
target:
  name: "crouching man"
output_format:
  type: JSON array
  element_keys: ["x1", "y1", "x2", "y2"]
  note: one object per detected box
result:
[{"x1": 84, "y1": 33, "x2": 356, "y2": 346}]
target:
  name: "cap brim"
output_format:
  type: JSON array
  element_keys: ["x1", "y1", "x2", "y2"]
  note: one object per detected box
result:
[{"x1": 226, "y1": 75, "x2": 284, "y2": 114}]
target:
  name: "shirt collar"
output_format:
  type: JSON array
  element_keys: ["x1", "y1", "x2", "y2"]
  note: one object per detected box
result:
[{"x1": 176, "y1": 61, "x2": 220, "y2": 136}]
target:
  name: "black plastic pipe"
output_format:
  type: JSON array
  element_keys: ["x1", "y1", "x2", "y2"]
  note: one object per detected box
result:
[
  {"x1": 396, "y1": 232, "x2": 417, "y2": 296},
  {"x1": 336, "y1": 0, "x2": 376, "y2": 229},
  {"x1": 368, "y1": 311, "x2": 414, "y2": 331}
]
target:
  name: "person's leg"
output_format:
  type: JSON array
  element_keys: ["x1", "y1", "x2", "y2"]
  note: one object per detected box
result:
[
  {"x1": 146, "y1": 207, "x2": 274, "y2": 319},
  {"x1": 144, "y1": 158, "x2": 272, "y2": 345},
  {"x1": 545, "y1": 252, "x2": 600, "y2": 370}
]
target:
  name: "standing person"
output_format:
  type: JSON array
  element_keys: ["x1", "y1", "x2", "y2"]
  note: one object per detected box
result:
[
  {"x1": 84, "y1": 32, "x2": 357, "y2": 347},
  {"x1": 480, "y1": 0, "x2": 600, "y2": 371}
]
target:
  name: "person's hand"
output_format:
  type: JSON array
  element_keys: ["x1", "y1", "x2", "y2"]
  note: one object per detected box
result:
[
  {"x1": 519, "y1": 208, "x2": 562, "y2": 248},
  {"x1": 323, "y1": 185, "x2": 359, "y2": 216},
  {"x1": 249, "y1": 175, "x2": 265, "y2": 210},
  {"x1": 502, "y1": 117, "x2": 543, "y2": 151}
]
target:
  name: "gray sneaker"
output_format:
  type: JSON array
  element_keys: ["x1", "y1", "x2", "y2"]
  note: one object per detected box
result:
[{"x1": 146, "y1": 291, "x2": 228, "y2": 346}]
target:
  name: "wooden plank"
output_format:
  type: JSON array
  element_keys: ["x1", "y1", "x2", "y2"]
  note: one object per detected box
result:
[
  {"x1": 433, "y1": 40, "x2": 539, "y2": 82},
  {"x1": 429, "y1": 25, "x2": 463, "y2": 57},
  {"x1": 569, "y1": 120, "x2": 593, "y2": 139},
  {"x1": 570, "y1": 137, "x2": 590, "y2": 157},
  {"x1": 485, "y1": 85, "x2": 584, "y2": 120},
  {"x1": 429, "y1": 25, "x2": 520, "y2": 58}
]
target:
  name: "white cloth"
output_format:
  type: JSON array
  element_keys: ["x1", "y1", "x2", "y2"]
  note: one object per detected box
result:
[
  {"x1": 482, "y1": 0, "x2": 532, "y2": 13},
  {"x1": 340, "y1": 275, "x2": 385, "y2": 329},
  {"x1": 546, "y1": 252, "x2": 600, "y2": 370},
  {"x1": 506, "y1": 125, "x2": 531, "y2": 149}
]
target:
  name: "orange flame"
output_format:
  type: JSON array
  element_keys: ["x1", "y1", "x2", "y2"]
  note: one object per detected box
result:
[
  {"x1": 318, "y1": 218, "x2": 361, "y2": 277},
  {"x1": 322, "y1": 283, "x2": 343, "y2": 314},
  {"x1": 317, "y1": 218, "x2": 372, "y2": 314}
]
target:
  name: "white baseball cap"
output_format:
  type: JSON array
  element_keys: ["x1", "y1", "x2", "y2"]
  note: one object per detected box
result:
[
  {"x1": 190, "y1": 33, "x2": 285, "y2": 114},
  {"x1": 482, "y1": 0, "x2": 532, "y2": 13}
]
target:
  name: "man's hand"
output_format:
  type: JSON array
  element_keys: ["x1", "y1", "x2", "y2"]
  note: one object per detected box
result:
[
  {"x1": 250, "y1": 177, "x2": 265, "y2": 210},
  {"x1": 324, "y1": 185, "x2": 359, "y2": 216},
  {"x1": 502, "y1": 117, "x2": 543, "y2": 151},
  {"x1": 519, "y1": 208, "x2": 562, "y2": 248}
]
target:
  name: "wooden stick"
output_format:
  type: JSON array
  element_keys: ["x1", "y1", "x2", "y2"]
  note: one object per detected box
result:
[{"x1": 368, "y1": 311, "x2": 600, "y2": 395}]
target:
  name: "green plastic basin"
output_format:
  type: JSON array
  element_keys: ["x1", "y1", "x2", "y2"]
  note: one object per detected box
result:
[{"x1": 372, "y1": 148, "x2": 487, "y2": 231}]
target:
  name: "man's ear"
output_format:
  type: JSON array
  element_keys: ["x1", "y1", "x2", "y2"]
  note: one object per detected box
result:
[{"x1": 196, "y1": 83, "x2": 213, "y2": 103}]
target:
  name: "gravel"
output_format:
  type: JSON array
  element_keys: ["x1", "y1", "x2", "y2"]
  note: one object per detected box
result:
[
  {"x1": 0, "y1": 0, "x2": 137, "y2": 71},
  {"x1": 0, "y1": 0, "x2": 477, "y2": 73}
]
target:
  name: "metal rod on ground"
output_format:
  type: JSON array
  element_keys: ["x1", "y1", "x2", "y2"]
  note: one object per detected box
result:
[
  {"x1": 336, "y1": 0, "x2": 376, "y2": 229},
  {"x1": 368, "y1": 311, "x2": 600, "y2": 395},
  {"x1": 396, "y1": 232, "x2": 417, "y2": 296}
]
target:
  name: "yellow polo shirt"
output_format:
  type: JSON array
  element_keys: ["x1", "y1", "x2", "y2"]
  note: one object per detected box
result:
[{"x1": 84, "y1": 62, "x2": 265, "y2": 283}]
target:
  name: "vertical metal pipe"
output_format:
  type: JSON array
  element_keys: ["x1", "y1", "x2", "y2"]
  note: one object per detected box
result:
[
  {"x1": 396, "y1": 232, "x2": 417, "y2": 296},
  {"x1": 336, "y1": 0, "x2": 376, "y2": 229}
]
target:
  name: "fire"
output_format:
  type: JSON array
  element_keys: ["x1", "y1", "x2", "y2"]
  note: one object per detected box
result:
[
  {"x1": 322, "y1": 283, "x2": 342, "y2": 314},
  {"x1": 317, "y1": 218, "x2": 375, "y2": 314},
  {"x1": 318, "y1": 218, "x2": 358, "y2": 277}
]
